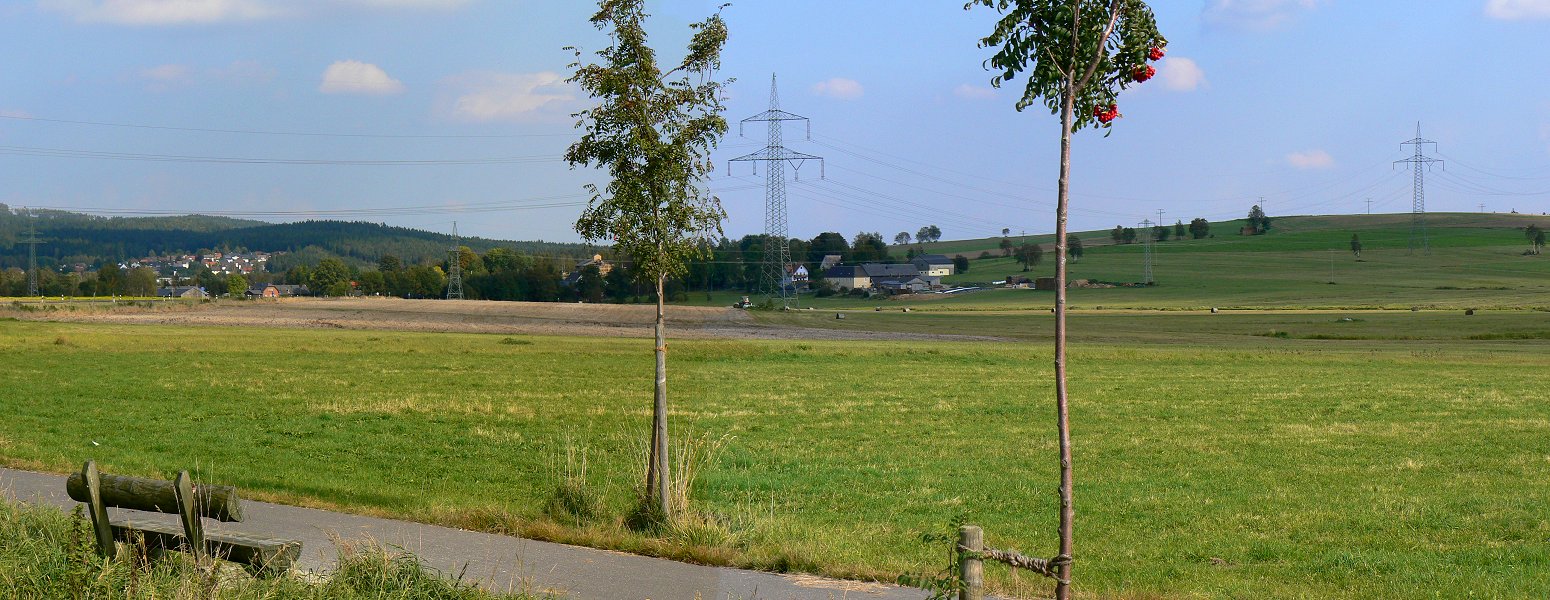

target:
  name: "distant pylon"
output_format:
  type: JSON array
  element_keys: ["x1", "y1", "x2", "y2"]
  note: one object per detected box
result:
[
  {"x1": 729, "y1": 74, "x2": 824, "y2": 309},
  {"x1": 21, "y1": 208, "x2": 44, "y2": 297},
  {"x1": 445, "y1": 221, "x2": 464, "y2": 300},
  {"x1": 1139, "y1": 219, "x2": 1154, "y2": 285},
  {"x1": 1395, "y1": 123, "x2": 1442, "y2": 254}
]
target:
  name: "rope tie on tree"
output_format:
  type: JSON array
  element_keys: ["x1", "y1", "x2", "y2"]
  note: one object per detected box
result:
[
  {"x1": 655, "y1": 344, "x2": 668, "y2": 353},
  {"x1": 960, "y1": 543, "x2": 1072, "y2": 582}
]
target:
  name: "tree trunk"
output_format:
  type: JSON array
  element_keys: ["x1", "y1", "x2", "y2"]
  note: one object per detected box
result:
[
  {"x1": 1053, "y1": 85, "x2": 1076, "y2": 600},
  {"x1": 652, "y1": 273, "x2": 671, "y2": 515}
]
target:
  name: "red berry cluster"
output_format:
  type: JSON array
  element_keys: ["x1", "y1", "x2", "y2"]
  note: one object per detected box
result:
[
  {"x1": 1091, "y1": 45, "x2": 1164, "y2": 125},
  {"x1": 1093, "y1": 103, "x2": 1120, "y2": 124}
]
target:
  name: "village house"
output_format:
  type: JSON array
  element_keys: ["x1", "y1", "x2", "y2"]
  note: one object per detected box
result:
[
  {"x1": 822, "y1": 265, "x2": 869, "y2": 290},
  {"x1": 247, "y1": 284, "x2": 311, "y2": 298},
  {"x1": 561, "y1": 254, "x2": 614, "y2": 287},
  {"x1": 822, "y1": 262, "x2": 941, "y2": 294},
  {"x1": 156, "y1": 286, "x2": 208, "y2": 299},
  {"x1": 910, "y1": 254, "x2": 955, "y2": 277}
]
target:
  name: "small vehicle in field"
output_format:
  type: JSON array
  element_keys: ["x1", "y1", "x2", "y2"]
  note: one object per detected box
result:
[{"x1": 733, "y1": 296, "x2": 752, "y2": 309}]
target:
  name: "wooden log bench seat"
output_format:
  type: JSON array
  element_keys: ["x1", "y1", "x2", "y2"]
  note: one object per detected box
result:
[{"x1": 66, "y1": 460, "x2": 301, "y2": 576}]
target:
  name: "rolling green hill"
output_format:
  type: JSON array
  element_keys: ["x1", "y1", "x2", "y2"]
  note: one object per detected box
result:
[
  {"x1": 0, "y1": 207, "x2": 595, "y2": 270},
  {"x1": 812, "y1": 212, "x2": 1550, "y2": 310}
]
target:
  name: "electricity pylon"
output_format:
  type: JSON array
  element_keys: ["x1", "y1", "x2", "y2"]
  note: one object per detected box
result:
[
  {"x1": 1139, "y1": 219, "x2": 1154, "y2": 285},
  {"x1": 445, "y1": 221, "x2": 464, "y2": 300},
  {"x1": 729, "y1": 74, "x2": 823, "y2": 309},
  {"x1": 1395, "y1": 123, "x2": 1442, "y2": 254},
  {"x1": 21, "y1": 208, "x2": 44, "y2": 297}
]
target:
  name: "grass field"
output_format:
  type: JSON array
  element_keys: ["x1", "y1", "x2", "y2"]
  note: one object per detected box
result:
[
  {"x1": 3, "y1": 315, "x2": 1547, "y2": 599},
  {"x1": 673, "y1": 214, "x2": 1550, "y2": 312}
]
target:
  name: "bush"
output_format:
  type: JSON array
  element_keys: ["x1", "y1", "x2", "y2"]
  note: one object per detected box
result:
[
  {"x1": 814, "y1": 287, "x2": 836, "y2": 298},
  {"x1": 978, "y1": 251, "x2": 993, "y2": 260}
]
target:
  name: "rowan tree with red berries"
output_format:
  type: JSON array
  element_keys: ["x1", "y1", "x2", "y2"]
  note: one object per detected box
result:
[{"x1": 964, "y1": 1, "x2": 1165, "y2": 598}]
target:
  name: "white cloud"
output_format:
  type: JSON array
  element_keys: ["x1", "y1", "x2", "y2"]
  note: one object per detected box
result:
[
  {"x1": 1203, "y1": 0, "x2": 1323, "y2": 30},
  {"x1": 39, "y1": 0, "x2": 468, "y2": 25},
  {"x1": 40, "y1": 0, "x2": 285, "y2": 25},
  {"x1": 953, "y1": 84, "x2": 996, "y2": 100},
  {"x1": 439, "y1": 71, "x2": 573, "y2": 122},
  {"x1": 319, "y1": 60, "x2": 404, "y2": 95},
  {"x1": 811, "y1": 77, "x2": 864, "y2": 100},
  {"x1": 1286, "y1": 149, "x2": 1335, "y2": 169},
  {"x1": 1486, "y1": 0, "x2": 1550, "y2": 19},
  {"x1": 1157, "y1": 57, "x2": 1207, "y2": 92},
  {"x1": 140, "y1": 63, "x2": 190, "y2": 82},
  {"x1": 136, "y1": 63, "x2": 192, "y2": 91}
]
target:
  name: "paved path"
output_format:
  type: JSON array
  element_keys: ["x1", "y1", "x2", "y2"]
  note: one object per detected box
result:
[{"x1": 2, "y1": 467, "x2": 927, "y2": 600}]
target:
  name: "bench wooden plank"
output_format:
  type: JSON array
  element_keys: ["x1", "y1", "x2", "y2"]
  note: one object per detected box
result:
[
  {"x1": 111, "y1": 517, "x2": 301, "y2": 576},
  {"x1": 67, "y1": 472, "x2": 243, "y2": 522}
]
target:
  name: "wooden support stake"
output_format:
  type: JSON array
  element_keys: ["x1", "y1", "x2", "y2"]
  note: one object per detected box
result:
[
  {"x1": 81, "y1": 461, "x2": 115, "y2": 559},
  {"x1": 173, "y1": 471, "x2": 205, "y2": 560},
  {"x1": 959, "y1": 525, "x2": 983, "y2": 600}
]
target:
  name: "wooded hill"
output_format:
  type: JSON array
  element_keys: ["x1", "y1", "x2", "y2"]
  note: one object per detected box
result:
[{"x1": 0, "y1": 206, "x2": 595, "y2": 270}]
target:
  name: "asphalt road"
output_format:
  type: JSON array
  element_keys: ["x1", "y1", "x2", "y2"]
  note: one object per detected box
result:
[{"x1": 2, "y1": 467, "x2": 927, "y2": 600}]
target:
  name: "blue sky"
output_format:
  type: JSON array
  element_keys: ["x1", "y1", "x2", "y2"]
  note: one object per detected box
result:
[{"x1": 3, "y1": 0, "x2": 1550, "y2": 243}]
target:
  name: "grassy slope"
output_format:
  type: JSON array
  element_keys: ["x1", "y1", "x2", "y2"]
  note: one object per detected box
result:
[
  {"x1": 691, "y1": 213, "x2": 1550, "y2": 311},
  {"x1": 2, "y1": 319, "x2": 1548, "y2": 599}
]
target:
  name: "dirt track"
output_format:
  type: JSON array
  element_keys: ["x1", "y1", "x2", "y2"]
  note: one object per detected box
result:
[{"x1": 8, "y1": 297, "x2": 998, "y2": 341}]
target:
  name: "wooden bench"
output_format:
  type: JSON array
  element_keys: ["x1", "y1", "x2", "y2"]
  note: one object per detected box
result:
[{"x1": 66, "y1": 460, "x2": 301, "y2": 576}]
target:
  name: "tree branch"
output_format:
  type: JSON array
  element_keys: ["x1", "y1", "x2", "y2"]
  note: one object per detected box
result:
[{"x1": 1073, "y1": 0, "x2": 1124, "y2": 92}]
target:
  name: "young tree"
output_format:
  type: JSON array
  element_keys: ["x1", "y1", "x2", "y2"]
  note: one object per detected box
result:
[
  {"x1": 999, "y1": 237, "x2": 1015, "y2": 257},
  {"x1": 895, "y1": 231, "x2": 912, "y2": 246},
  {"x1": 1189, "y1": 217, "x2": 1210, "y2": 239},
  {"x1": 1350, "y1": 234, "x2": 1362, "y2": 258},
  {"x1": 1247, "y1": 204, "x2": 1271, "y2": 234},
  {"x1": 1015, "y1": 242, "x2": 1043, "y2": 271},
  {"x1": 1067, "y1": 233, "x2": 1084, "y2": 262},
  {"x1": 967, "y1": 1, "x2": 1165, "y2": 595},
  {"x1": 1110, "y1": 225, "x2": 1124, "y2": 244},
  {"x1": 1173, "y1": 219, "x2": 1186, "y2": 240},
  {"x1": 953, "y1": 254, "x2": 971, "y2": 274},
  {"x1": 226, "y1": 273, "x2": 248, "y2": 297},
  {"x1": 1003, "y1": 227, "x2": 1012, "y2": 237},
  {"x1": 1153, "y1": 224, "x2": 1170, "y2": 242},
  {"x1": 1526, "y1": 224, "x2": 1543, "y2": 255},
  {"x1": 1538, "y1": 230, "x2": 1547, "y2": 255},
  {"x1": 1122, "y1": 226, "x2": 1137, "y2": 244},
  {"x1": 565, "y1": 0, "x2": 729, "y2": 517}
]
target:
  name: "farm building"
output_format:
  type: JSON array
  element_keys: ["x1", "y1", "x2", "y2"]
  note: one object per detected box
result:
[
  {"x1": 561, "y1": 254, "x2": 614, "y2": 287},
  {"x1": 157, "y1": 286, "x2": 208, "y2": 299},
  {"x1": 247, "y1": 284, "x2": 311, "y2": 298},
  {"x1": 911, "y1": 254, "x2": 954, "y2": 277},
  {"x1": 823, "y1": 265, "x2": 869, "y2": 290}
]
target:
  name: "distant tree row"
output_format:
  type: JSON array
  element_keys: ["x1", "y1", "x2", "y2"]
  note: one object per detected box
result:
[{"x1": 1108, "y1": 217, "x2": 1212, "y2": 243}]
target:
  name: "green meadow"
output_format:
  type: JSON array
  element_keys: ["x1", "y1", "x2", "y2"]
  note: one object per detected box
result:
[
  {"x1": 682, "y1": 213, "x2": 1550, "y2": 311},
  {"x1": 3, "y1": 314, "x2": 1548, "y2": 599}
]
